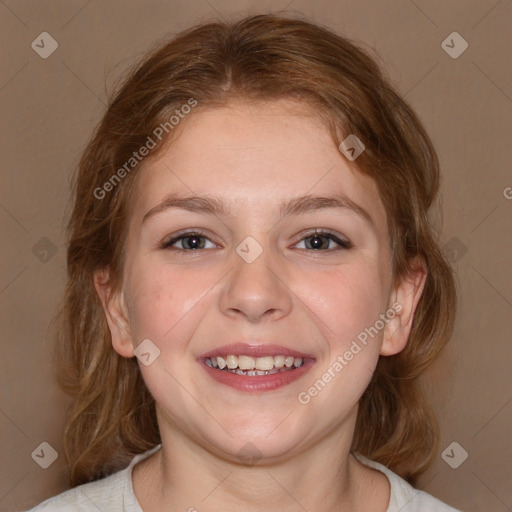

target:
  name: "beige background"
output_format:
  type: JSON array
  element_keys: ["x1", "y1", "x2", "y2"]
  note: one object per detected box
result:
[{"x1": 1, "y1": 1, "x2": 511, "y2": 511}]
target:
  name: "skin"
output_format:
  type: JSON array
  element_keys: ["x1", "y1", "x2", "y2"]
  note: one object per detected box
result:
[{"x1": 95, "y1": 98, "x2": 426, "y2": 511}]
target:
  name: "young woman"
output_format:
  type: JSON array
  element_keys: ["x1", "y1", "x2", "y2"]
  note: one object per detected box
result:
[{"x1": 26, "y1": 14, "x2": 460, "y2": 512}]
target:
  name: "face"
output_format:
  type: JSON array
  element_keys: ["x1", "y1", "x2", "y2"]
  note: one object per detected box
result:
[{"x1": 97, "y1": 98, "x2": 423, "y2": 463}]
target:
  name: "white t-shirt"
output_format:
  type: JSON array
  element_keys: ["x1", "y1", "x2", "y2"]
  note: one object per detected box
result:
[{"x1": 23, "y1": 444, "x2": 461, "y2": 511}]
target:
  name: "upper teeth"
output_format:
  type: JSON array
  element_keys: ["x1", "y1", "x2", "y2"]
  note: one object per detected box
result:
[{"x1": 206, "y1": 355, "x2": 304, "y2": 371}]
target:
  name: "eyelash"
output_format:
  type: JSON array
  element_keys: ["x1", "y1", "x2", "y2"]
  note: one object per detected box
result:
[{"x1": 160, "y1": 229, "x2": 352, "y2": 253}]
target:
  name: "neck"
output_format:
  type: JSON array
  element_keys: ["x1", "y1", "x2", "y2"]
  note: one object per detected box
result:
[{"x1": 133, "y1": 406, "x2": 389, "y2": 512}]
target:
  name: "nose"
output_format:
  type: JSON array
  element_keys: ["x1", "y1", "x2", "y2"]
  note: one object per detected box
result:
[{"x1": 219, "y1": 242, "x2": 293, "y2": 324}]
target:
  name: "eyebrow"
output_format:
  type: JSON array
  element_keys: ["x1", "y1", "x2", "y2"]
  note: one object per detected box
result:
[{"x1": 142, "y1": 193, "x2": 374, "y2": 228}]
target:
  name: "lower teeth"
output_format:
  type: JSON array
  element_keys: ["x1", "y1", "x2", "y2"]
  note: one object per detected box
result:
[{"x1": 221, "y1": 367, "x2": 295, "y2": 375}]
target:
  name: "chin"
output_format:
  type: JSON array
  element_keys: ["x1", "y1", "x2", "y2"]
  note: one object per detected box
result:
[{"x1": 200, "y1": 414, "x2": 311, "y2": 464}]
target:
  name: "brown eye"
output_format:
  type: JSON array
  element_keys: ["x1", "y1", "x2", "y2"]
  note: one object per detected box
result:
[
  {"x1": 296, "y1": 230, "x2": 352, "y2": 251},
  {"x1": 161, "y1": 232, "x2": 216, "y2": 251}
]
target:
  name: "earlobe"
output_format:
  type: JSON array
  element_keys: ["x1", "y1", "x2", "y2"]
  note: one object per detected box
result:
[
  {"x1": 381, "y1": 257, "x2": 427, "y2": 356},
  {"x1": 93, "y1": 268, "x2": 134, "y2": 358}
]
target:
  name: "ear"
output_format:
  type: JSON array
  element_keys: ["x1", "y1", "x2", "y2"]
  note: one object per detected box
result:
[
  {"x1": 93, "y1": 268, "x2": 134, "y2": 358},
  {"x1": 381, "y1": 256, "x2": 427, "y2": 356}
]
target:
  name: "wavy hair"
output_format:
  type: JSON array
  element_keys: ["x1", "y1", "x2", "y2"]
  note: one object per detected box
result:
[{"x1": 54, "y1": 13, "x2": 457, "y2": 486}]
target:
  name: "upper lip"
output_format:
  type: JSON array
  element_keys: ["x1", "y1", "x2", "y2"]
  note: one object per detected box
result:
[{"x1": 199, "y1": 342, "x2": 315, "y2": 360}]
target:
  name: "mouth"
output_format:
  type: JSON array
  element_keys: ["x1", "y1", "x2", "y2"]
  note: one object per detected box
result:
[{"x1": 198, "y1": 343, "x2": 315, "y2": 392}]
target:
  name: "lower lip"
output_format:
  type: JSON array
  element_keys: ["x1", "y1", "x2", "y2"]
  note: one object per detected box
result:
[{"x1": 199, "y1": 358, "x2": 315, "y2": 392}]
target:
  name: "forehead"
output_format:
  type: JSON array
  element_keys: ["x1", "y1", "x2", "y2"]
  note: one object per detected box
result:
[{"x1": 131, "y1": 99, "x2": 387, "y2": 232}]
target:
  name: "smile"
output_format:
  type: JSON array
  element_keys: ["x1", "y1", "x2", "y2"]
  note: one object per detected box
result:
[
  {"x1": 199, "y1": 343, "x2": 315, "y2": 392},
  {"x1": 205, "y1": 354, "x2": 304, "y2": 376}
]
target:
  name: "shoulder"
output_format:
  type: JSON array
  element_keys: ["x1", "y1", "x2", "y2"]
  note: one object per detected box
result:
[
  {"x1": 22, "y1": 445, "x2": 162, "y2": 512},
  {"x1": 22, "y1": 470, "x2": 129, "y2": 512},
  {"x1": 353, "y1": 452, "x2": 461, "y2": 512}
]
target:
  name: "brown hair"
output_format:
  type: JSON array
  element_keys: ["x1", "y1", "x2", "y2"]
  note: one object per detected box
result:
[{"x1": 54, "y1": 13, "x2": 457, "y2": 487}]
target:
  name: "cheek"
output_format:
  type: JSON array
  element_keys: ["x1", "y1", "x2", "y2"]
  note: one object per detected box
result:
[
  {"x1": 123, "y1": 260, "x2": 208, "y2": 349},
  {"x1": 299, "y1": 262, "x2": 388, "y2": 348},
  {"x1": 294, "y1": 263, "x2": 389, "y2": 413}
]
